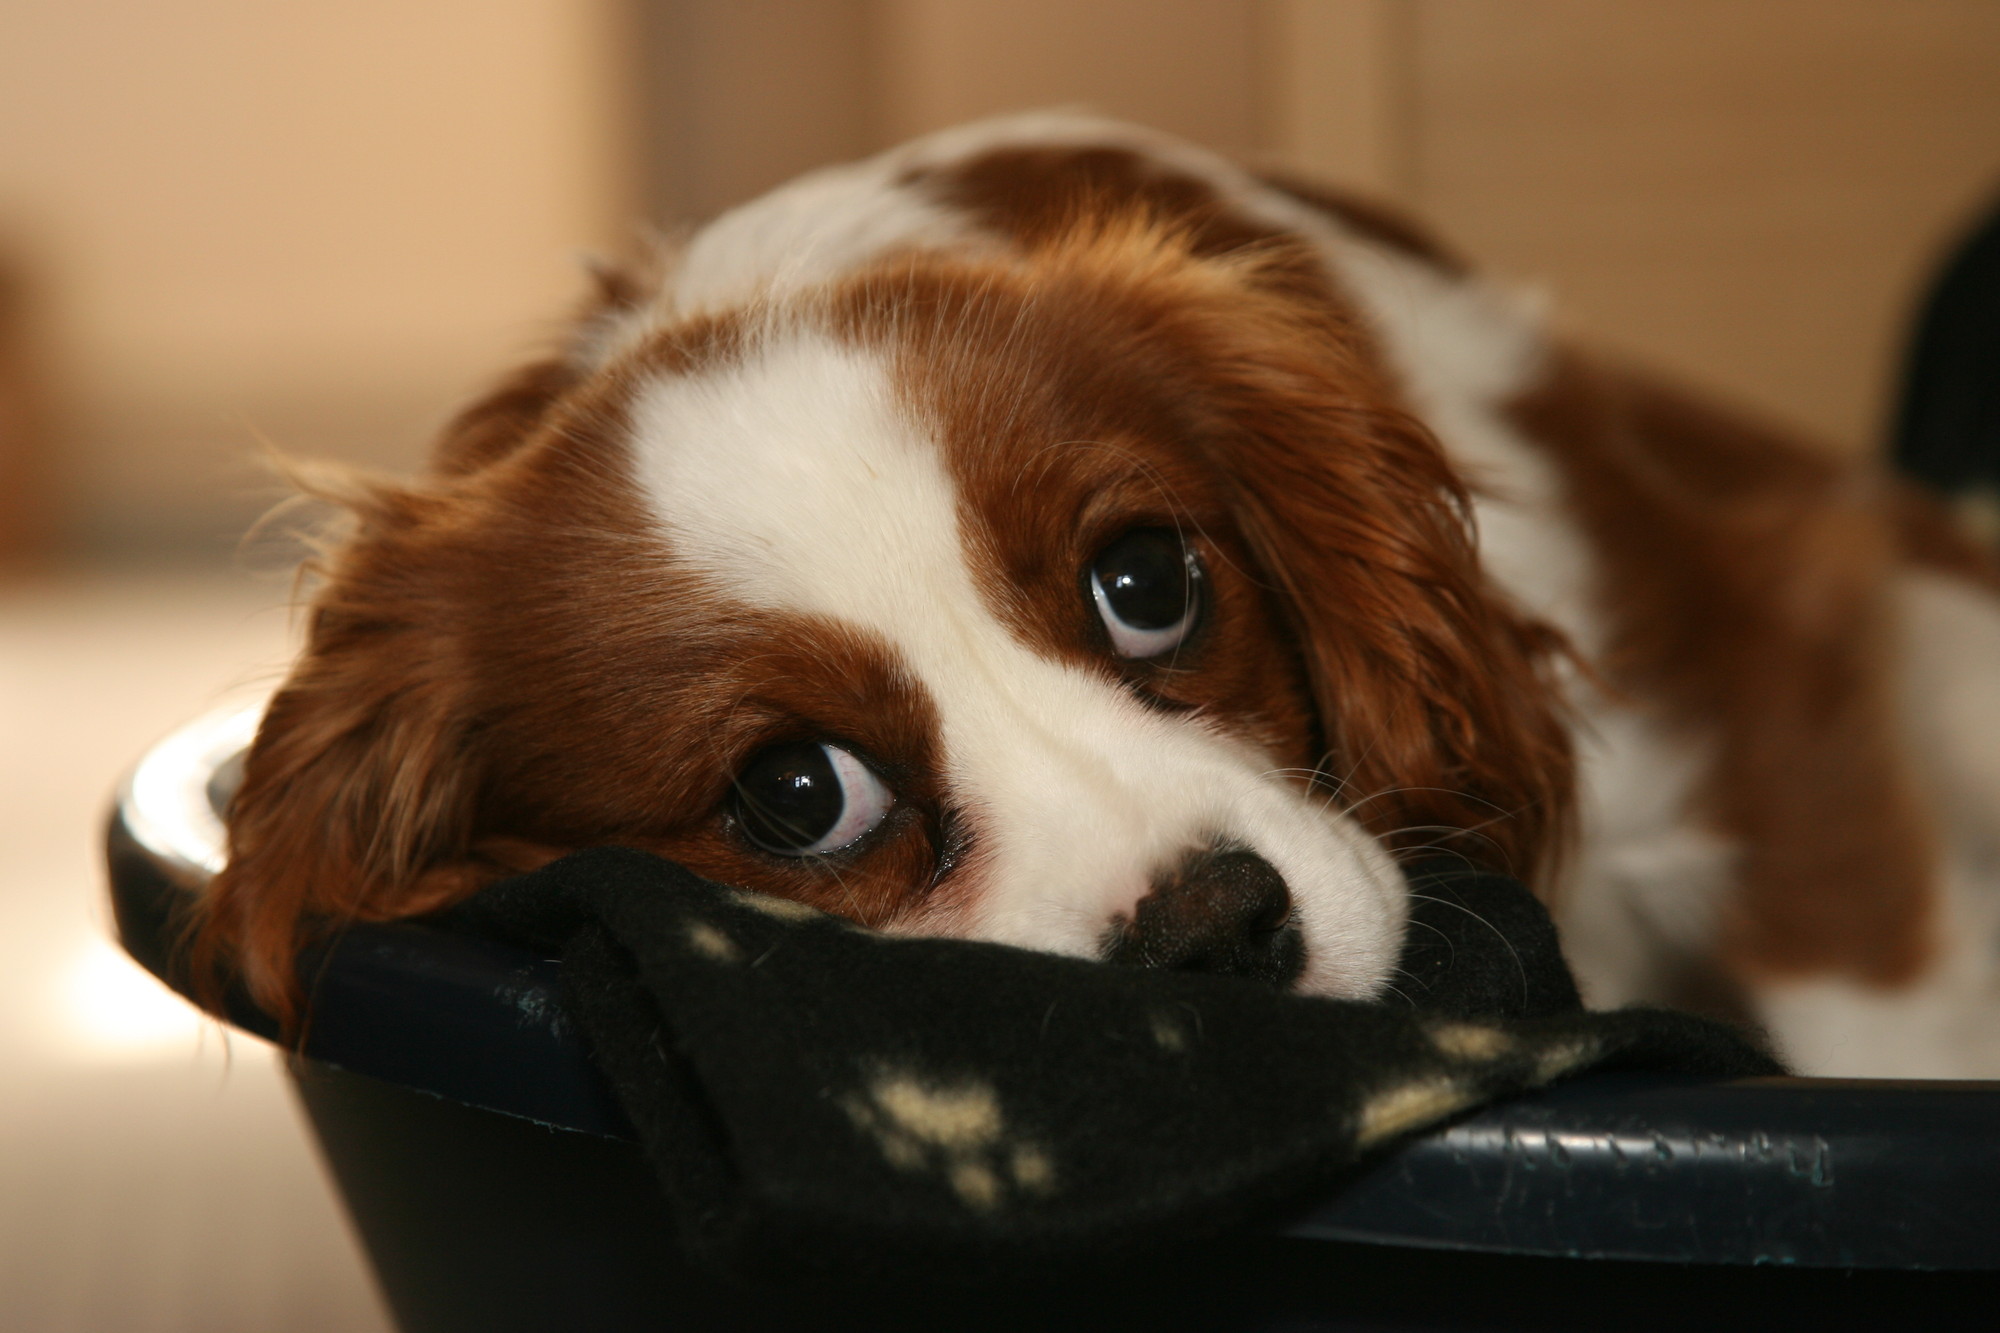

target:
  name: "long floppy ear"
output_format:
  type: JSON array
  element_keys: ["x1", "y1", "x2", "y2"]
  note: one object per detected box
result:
[
  {"x1": 1142, "y1": 239, "x2": 1576, "y2": 884},
  {"x1": 190, "y1": 479, "x2": 488, "y2": 1027},
  {"x1": 193, "y1": 259, "x2": 659, "y2": 1024}
]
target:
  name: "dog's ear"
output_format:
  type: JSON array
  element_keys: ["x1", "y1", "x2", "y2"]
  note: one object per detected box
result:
[
  {"x1": 194, "y1": 259, "x2": 665, "y2": 1023},
  {"x1": 191, "y1": 478, "x2": 491, "y2": 1028},
  {"x1": 1147, "y1": 244, "x2": 1576, "y2": 884}
]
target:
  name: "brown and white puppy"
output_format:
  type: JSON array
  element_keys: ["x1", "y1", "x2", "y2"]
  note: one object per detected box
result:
[{"x1": 197, "y1": 113, "x2": 2000, "y2": 1076}]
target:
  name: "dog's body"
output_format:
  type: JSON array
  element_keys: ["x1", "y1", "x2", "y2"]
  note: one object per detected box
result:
[{"x1": 202, "y1": 114, "x2": 2000, "y2": 1076}]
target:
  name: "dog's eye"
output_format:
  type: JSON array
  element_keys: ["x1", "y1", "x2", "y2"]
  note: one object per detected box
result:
[
  {"x1": 1089, "y1": 528, "x2": 1202, "y2": 659},
  {"x1": 732, "y1": 741, "x2": 893, "y2": 856}
]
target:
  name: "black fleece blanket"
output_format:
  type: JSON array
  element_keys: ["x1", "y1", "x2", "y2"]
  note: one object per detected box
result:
[{"x1": 454, "y1": 849, "x2": 1777, "y2": 1281}]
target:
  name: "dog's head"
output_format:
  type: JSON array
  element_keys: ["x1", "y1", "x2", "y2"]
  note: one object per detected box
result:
[{"x1": 198, "y1": 215, "x2": 1572, "y2": 1023}]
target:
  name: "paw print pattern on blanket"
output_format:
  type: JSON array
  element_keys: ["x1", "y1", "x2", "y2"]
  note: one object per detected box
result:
[{"x1": 842, "y1": 1066, "x2": 1058, "y2": 1210}]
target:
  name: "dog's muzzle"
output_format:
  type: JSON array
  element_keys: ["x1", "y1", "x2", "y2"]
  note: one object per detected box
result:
[{"x1": 1099, "y1": 846, "x2": 1305, "y2": 987}]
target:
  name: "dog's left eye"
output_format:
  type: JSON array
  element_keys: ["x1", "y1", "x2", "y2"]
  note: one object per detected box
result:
[
  {"x1": 1089, "y1": 528, "x2": 1202, "y2": 659},
  {"x1": 732, "y1": 742, "x2": 894, "y2": 856}
]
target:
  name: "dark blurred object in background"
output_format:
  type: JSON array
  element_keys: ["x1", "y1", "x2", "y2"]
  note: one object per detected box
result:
[{"x1": 1895, "y1": 189, "x2": 2000, "y2": 538}]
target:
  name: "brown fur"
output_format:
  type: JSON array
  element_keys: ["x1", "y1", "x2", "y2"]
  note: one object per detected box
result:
[
  {"x1": 223, "y1": 129, "x2": 1991, "y2": 1023},
  {"x1": 1508, "y1": 351, "x2": 1938, "y2": 986},
  {"x1": 915, "y1": 146, "x2": 1574, "y2": 880},
  {"x1": 198, "y1": 309, "x2": 957, "y2": 1022},
  {"x1": 195, "y1": 200, "x2": 1578, "y2": 1024},
  {"x1": 190, "y1": 119, "x2": 2000, "y2": 1063}
]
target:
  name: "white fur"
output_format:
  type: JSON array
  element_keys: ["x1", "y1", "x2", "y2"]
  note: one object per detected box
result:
[
  {"x1": 628, "y1": 324, "x2": 1407, "y2": 997},
  {"x1": 669, "y1": 160, "x2": 981, "y2": 318}
]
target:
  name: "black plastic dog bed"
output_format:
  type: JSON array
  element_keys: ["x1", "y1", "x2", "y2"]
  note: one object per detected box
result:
[{"x1": 106, "y1": 704, "x2": 2000, "y2": 1331}]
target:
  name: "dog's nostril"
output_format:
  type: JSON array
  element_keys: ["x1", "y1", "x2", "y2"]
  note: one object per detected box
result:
[
  {"x1": 1100, "y1": 848, "x2": 1305, "y2": 987},
  {"x1": 1243, "y1": 877, "x2": 1293, "y2": 935}
]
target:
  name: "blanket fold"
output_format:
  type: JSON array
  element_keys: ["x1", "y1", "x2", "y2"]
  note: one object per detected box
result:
[{"x1": 451, "y1": 848, "x2": 1778, "y2": 1280}]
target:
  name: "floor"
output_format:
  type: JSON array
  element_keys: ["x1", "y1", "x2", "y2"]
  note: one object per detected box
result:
[{"x1": 0, "y1": 567, "x2": 393, "y2": 1332}]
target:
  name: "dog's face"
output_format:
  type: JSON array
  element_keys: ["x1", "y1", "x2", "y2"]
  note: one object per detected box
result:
[{"x1": 203, "y1": 223, "x2": 1572, "y2": 1021}]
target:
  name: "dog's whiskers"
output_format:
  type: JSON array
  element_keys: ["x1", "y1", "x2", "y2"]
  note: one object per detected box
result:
[{"x1": 1403, "y1": 891, "x2": 1532, "y2": 1007}]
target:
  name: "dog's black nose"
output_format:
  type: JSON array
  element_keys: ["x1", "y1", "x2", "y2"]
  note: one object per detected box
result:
[{"x1": 1100, "y1": 848, "x2": 1305, "y2": 987}]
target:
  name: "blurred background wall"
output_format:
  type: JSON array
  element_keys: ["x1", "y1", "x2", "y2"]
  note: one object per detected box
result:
[
  {"x1": 0, "y1": 0, "x2": 636, "y2": 559},
  {"x1": 4, "y1": 0, "x2": 2000, "y2": 565}
]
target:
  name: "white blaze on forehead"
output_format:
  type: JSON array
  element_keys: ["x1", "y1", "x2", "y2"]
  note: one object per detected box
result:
[{"x1": 628, "y1": 324, "x2": 1405, "y2": 996}]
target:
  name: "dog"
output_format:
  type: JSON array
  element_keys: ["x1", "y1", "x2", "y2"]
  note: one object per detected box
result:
[{"x1": 196, "y1": 113, "x2": 2000, "y2": 1077}]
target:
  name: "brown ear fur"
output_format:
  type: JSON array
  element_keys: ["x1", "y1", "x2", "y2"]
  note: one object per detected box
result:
[
  {"x1": 193, "y1": 399, "x2": 590, "y2": 1027},
  {"x1": 1223, "y1": 394, "x2": 1576, "y2": 885},
  {"x1": 1085, "y1": 228, "x2": 1577, "y2": 883},
  {"x1": 194, "y1": 262, "x2": 660, "y2": 1025},
  {"x1": 190, "y1": 480, "x2": 479, "y2": 1026}
]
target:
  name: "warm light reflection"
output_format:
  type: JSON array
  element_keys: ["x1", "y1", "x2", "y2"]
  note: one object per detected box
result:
[{"x1": 60, "y1": 937, "x2": 207, "y2": 1061}]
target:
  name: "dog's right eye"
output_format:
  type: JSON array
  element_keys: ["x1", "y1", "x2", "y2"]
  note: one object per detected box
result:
[{"x1": 732, "y1": 741, "x2": 893, "y2": 856}]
